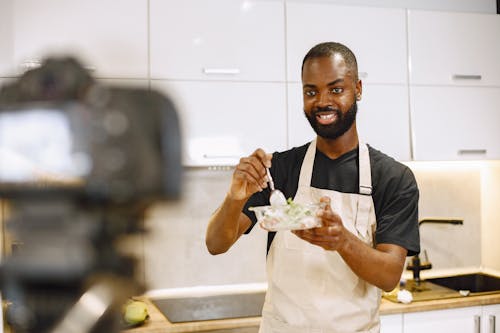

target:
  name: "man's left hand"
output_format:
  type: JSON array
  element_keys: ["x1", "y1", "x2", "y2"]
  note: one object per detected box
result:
[{"x1": 292, "y1": 196, "x2": 348, "y2": 251}]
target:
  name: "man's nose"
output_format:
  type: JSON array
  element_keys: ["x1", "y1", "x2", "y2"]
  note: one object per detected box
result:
[{"x1": 316, "y1": 91, "x2": 333, "y2": 108}]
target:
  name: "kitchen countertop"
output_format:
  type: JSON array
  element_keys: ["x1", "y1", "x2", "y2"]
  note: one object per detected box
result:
[{"x1": 122, "y1": 293, "x2": 500, "y2": 333}]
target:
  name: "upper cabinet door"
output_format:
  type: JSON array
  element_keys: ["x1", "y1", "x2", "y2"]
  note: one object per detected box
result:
[
  {"x1": 287, "y1": 83, "x2": 411, "y2": 161},
  {"x1": 12, "y1": 0, "x2": 148, "y2": 78},
  {"x1": 150, "y1": 0, "x2": 285, "y2": 82},
  {"x1": 411, "y1": 86, "x2": 500, "y2": 161},
  {"x1": 408, "y1": 10, "x2": 500, "y2": 86},
  {"x1": 0, "y1": 0, "x2": 13, "y2": 77},
  {"x1": 153, "y1": 80, "x2": 287, "y2": 167},
  {"x1": 287, "y1": 83, "x2": 315, "y2": 148},
  {"x1": 356, "y1": 84, "x2": 411, "y2": 161},
  {"x1": 286, "y1": 3, "x2": 408, "y2": 84}
]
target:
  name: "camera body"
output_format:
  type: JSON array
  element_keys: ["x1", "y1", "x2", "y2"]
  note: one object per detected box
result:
[{"x1": 0, "y1": 57, "x2": 182, "y2": 332}]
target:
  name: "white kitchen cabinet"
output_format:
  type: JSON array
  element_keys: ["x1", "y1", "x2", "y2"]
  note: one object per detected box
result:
[
  {"x1": 411, "y1": 86, "x2": 500, "y2": 161},
  {"x1": 286, "y1": 82, "x2": 315, "y2": 148},
  {"x1": 152, "y1": 80, "x2": 287, "y2": 166},
  {"x1": 0, "y1": 0, "x2": 14, "y2": 76},
  {"x1": 286, "y1": 3, "x2": 407, "y2": 84},
  {"x1": 96, "y1": 79, "x2": 149, "y2": 89},
  {"x1": 408, "y1": 10, "x2": 500, "y2": 87},
  {"x1": 11, "y1": 0, "x2": 148, "y2": 79},
  {"x1": 357, "y1": 84, "x2": 411, "y2": 161},
  {"x1": 482, "y1": 304, "x2": 500, "y2": 333},
  {"x1": 403, "y1": 306, "x2": 482, "y2": 333},
  {"x1": 149, "y1": 0, "x2": 285, "y2": 82},
  {"x1": 380, "y1": 313, "x2": 403, "y2": 333},
  {"x1": 287, "y1": 83, "x2": 411, "y2": 161}
]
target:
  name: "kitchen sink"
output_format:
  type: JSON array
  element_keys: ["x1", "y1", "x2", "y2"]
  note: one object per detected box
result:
[
  {"x1": 427, "y1": 273, "x2": 500, "y2": 293},
  {"x1": 383, "y1": 273, "x2": 500, "y2": 303}
]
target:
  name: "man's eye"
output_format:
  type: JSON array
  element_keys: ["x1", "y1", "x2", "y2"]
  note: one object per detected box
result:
[
  {"x1": 331, "y1": 87, "x2": 343, "y2": 94},
  {"x1": 304, "y1": 90, "x2": 316, "y2": 97}
]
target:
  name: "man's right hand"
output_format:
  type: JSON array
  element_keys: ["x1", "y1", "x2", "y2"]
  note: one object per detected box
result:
[
  {"x1": 228, "y1": 148, "x2": 272, "y2": 201},
  {"x1": 206, "y1": 148, "x2": 272, "y2": 255}
]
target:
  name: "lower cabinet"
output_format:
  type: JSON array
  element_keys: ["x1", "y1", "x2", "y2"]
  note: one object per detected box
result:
[
  {"x1": 403, "y1": 306, "x2": 482, "y2": 333},
  {"x1": 402, "y1": 304, "x2": 500, "y2": 333},
  {"x1": 380, "y1": 313, "x2": 403, "y2": 333},
  {"x1": 482, "y1": 304, "x2": 500, "y2": 333}
]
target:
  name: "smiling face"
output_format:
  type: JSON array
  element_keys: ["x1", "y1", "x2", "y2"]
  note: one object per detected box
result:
[{"x1": 302, "y1": 54, "x2": 361, "y2": 140}]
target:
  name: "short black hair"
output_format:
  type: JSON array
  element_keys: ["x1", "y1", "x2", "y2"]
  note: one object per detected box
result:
[{"x1": 301, "y1": 42, "x2": 359, "y2": 80}]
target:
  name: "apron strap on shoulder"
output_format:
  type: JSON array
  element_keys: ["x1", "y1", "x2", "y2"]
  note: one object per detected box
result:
[
  {"x1": 358, "y1": 143, "x2": 372, "y2": 196},
  {"x1": 359, "y1": 185, "x2": 372, "y2": 195}
]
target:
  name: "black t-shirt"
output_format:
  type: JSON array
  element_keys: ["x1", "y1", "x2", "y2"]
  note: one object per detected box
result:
[{"x1": 243, "y1": 142, "x2": 420, "y2": 256}]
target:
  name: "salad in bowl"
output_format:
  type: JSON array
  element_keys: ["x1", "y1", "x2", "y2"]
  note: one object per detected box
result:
[{"x1": 249, "y1": 198, "x2": 323, "y2": 231}]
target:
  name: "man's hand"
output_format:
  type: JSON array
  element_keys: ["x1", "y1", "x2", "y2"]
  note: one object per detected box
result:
[
  {"x1": 206, "y1": 148, "x2": 271, "y2": 255},
  {"x1": 293, "y1": 196, "x2": 407, "y2": 291},
  {"x1": 228, "y1": 149, "x2": 272, "y2": 201},
  {"x1": 293, "y1": 196, "x2": 348, "y2": 251}
]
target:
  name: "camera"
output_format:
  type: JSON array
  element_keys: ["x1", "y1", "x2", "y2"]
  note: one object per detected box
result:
[{"x1": 0, "y1": 57, "x2": 182, "y2": 332}]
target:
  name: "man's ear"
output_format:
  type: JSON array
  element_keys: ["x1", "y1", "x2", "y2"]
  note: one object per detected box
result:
[{"x1": 356, "y1": 79, "x2": 362, "y2": 101}]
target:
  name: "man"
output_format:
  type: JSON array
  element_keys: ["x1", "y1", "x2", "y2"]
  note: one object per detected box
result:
[{"x1": 206, "y1": 42, "x2": 419, "y2": 332}]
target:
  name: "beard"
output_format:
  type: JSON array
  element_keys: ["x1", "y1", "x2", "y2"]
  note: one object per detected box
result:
[{"x1": 304, "y1": 101, "x2": 357, "y2": 140}]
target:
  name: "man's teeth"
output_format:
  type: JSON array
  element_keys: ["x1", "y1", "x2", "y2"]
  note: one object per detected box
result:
[{"x1": 319, "y1": 114, "x2": 334, "y2": 119}]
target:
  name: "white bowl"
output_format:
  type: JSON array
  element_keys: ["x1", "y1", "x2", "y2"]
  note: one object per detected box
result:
[{"x1": 249, "y1": 202, "x2": 323, "y2": 231}]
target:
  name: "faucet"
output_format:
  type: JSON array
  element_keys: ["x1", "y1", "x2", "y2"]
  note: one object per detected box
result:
[{"x1": 406, "y1": 218, "x2": 464, "y2": 284}]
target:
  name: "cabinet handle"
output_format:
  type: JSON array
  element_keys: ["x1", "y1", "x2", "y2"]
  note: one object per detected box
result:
[
  {"x1": 490, "y1": 315, "x2": 496, "y2": 333},
  {"x1": 202, "y1": 154, "x2": 241, "y2": 159},
  {"x1": 452, "y1": 74, "x2": 482, "y2": 80},
  {"x1": 457, "y1": 149, "x2": 487, "y2": 156},
  {"x1": 21, "y1": 59, "x2": 95, "y2": 72},
  {"x1": 21, "y1": 59, "x2": 42, "y2": 70},
  {"x1": 203, "y1": 68, "x2": 240, "y2": 75},
  {"x1": 474, "y1": 315, "x2": 481, "y2": 333}
]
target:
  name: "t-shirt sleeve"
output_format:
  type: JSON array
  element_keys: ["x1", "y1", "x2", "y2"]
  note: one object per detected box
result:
[{"x1": 374, "y1": 167, "x2": 420, "y2": 257}]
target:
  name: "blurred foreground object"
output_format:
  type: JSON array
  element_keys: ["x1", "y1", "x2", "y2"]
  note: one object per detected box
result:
[{"x1": 0, "y1": 57, "x2": 182, "y2": 333}]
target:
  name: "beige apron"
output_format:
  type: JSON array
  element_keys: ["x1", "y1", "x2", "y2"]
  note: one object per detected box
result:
[{"x1": 259, "y1": 140, "x2": 380, "y2": 333}]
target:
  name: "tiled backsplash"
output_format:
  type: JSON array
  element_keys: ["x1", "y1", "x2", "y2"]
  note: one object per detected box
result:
[
  {"x1": 408, "y1": 163, "x2": 482, "y2": 269},
  {"x1": 480, "y1": 161, "x2": 500, "y2": 271},
  {"x1": 143, "y1": 169, "x2": 267, "y2": 290},
  {"x1": 141, "y1": 162, "x2": 498, "y2": 291}
]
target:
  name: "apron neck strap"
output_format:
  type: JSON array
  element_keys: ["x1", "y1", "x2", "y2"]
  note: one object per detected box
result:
[
  {"x1": 297, "y1": 139, "x2": 372, "y2": 195},
  {"x1": 358, "y1": 143, "x2": 372, "y2": 195},
  {"x1": 297, "y1": 140, "x2": 316, "y2": 188}
]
